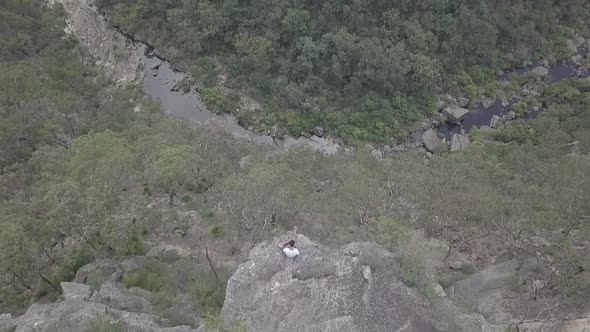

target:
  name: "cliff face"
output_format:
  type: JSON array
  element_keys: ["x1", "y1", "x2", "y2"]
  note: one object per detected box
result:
[
  {"x1": 56, "y1": 0, "x2": 141, "y2": 85},
  {"x1": 220, "y1": 235, "x2": 440, "y2": 332}
]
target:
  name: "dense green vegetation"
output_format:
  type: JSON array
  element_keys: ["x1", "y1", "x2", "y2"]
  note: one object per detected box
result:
[
  {"x1": 0, "y1": 0, "x2": 588, "y2": 323},
  {"x1": 98, "y1": 0, "x2": 588, "y2": 142}
]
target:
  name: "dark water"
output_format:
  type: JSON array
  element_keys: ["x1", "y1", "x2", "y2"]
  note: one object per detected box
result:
[{"x1": 442, "y1": 48, "x2": 589, "y2": 139}]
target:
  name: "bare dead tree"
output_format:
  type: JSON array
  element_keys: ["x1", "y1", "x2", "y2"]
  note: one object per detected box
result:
[{"x1": 201, "y1": 238, "x2": 218, "y2": 282}]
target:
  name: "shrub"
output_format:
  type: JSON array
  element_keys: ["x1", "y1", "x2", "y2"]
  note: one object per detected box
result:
[
  {"x1": 122, "y1": 260, "x2": 167, "y2": 292},
  {"x1": 511, "y1": 102, "x2": 528, "y2": 117},
  {"x1": 460, "y1": 262, "x2": 477, "y2": 275},
  {"x1": 125, "y1": 232, "x2": 145, "y2": 256},
  {"x1": 209, "y1": 225, "x2": 223, "y2": 238},
  {"x1": 201, "y1": 88, "x2": 223, "y2": 111},
  {"x1": 399, "y1": 255, "x2": 430, "y2": 289},
  {"x1": 190, "y1": 56, "x2": 217, "y2": 87},
  {"x1": 192, "y1": 271, "x2": 227, "y2": 315}
]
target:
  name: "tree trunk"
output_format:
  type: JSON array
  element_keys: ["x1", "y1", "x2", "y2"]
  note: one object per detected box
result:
[
  {"x1": 39, "y1": 273, "x2": 62, "y2": 294},
  {"x1": 203, "y1": 241, "x2": 219, "y2": 282},
  {"x1": 12, "y1": 271, "x2": 32, "y2": 290},
  {"x1": 43, "y1": 248, "x2": 57, "y2": 264}
]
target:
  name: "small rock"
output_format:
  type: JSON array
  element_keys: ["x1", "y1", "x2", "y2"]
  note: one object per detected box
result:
[
  {"x1": 0, "y1": 313, "x2": 12, "y2": 320},
  {"x1": 442, "y1": 105, "x2": 469, "y2": 124},
  {"x1": 568, "y1": 141, "x2": 581, "y2": 154},
  {"x1": 362, "y1": 266, "x2": 372, "y2": 281},
  {"x1": 532, "y1": 66, "x2": 549, "y2": 77},
  {"x1": 391, "y1": 145, "x2": 406, "y2": 153},
  {"x1": 146, "y1": 244, "x2": 191, "y2": 259},
  {"x1": 300, "y1": 131, "x2": 311, "y2": 139},
  {"x1": 507, "y1": 111, "x2": 516, "y2": 120},
  {"x1": 479, "y1": 125, "x2": 491, "y2": 132},
  {"x1": 431, "y1": 284, "x2": 446, "y2": 297},
  {"x1": 458, "y1": 97, "x2": 470, "y2": 108},
  {"x1": 151, "y1": 72, "x2": 157, "y2": 77},
  {"x1": 540, "y1": 59, "x2": 549, "y2": 67},
  {"x1": 312, "y1": 126, "x2": 324, "y2": 137},
  {"x1": 382, "y1": 145, "x2": 393, "y2": 155},
  {"x1": 481, "y1": 98, "x2": 495, "y2": 109},
  {"x1": 422, "y1": 129, "x2": 441, "y2": 152},
  {"x1": 174, "y1": 229, "x2": 186, "y2": 237},
  {"x1": 566, "y1": 39, "x2": 578, "y2": 53},
  {"x1": 239, "y1": 155, "x2": 254, "y2": 170},
  {"x1": 150, "y1": 62, "x2": 160, "y2": 71},
  {"x1": 269, "y1": 126, "x2": 278, "y2": 138},
  {"x1": 436, "y1": 98, "x2": 446, "y2": 111},
  {"x1": 501, "y1": 100, "x2": 510, "y2": 107},
  {"x1": 370, "y1": 149, "x2": 383, "y2": 159},
  {"x1": 450, "y1": 134, "x2": 471, "y2": 152},
  {"x1": 490, "y1": 115, "x2": 501, "y2": 128},
  {"x1": 532, "y1": 279, "x2": 547, "y2": 292}
]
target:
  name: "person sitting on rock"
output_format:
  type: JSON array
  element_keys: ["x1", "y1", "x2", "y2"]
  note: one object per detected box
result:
[{"x1": 279, "y1": 226, "x2": 300, "y2": 258}]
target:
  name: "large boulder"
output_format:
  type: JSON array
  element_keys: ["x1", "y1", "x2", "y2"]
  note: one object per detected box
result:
[
  {"x1": 0, "y1": 298, "x2": 196, "y2": 332},
  {"x1": 490, "y1": 115, "x2": 501, "y2": 129},
  {"x1": 458, "y1": 97, "x2": 470, "y2": 108},
  {"x1": 74, "y1": 259, "x2": 119, "y2": 287},
  {"x1": 531, "y1": 66, "x2": 549, "y2": 77},
  {"x1": 481, "y1": 99, "x2": 495, "y2": 109},
  {"x1": 442, "y1": 105, "x2": 469, "y2": 124},
  {"x1": 220, "y1": 235, "x2": 440, "y2": 331},
  {"x1": 312, "y1": 126, "x2": 324, "y2": 137},
  {"x1": 98, "y1": 281, "x2": 154, "y2": 314},
  {"x1": 60, "y1": 282, "x2": 93, "y2": 301},
  {"x1": 450, "y1": 134, "x2": 471, "y2": 152},
  {"x1": 422, "y1": 129, "x2": 441, "y2": 152}
]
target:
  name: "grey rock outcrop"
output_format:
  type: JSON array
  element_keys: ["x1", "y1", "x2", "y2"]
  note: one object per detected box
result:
[
  {"x1": 0, "y1": 297, "x2": 196, "y2": 332},
  {"x1": 57, "y1": 0, "x2": 141, "y2": 85},
  {"x1": 442, "y1": 105, "x2": 469, "y2": 123},
  {"x1": 451, "y1": 260, "x2": 520, "y2": 324},
  {"x1": 98, "y1": 281, "x2": 154, "y2": 314},
  {"x1": 220, "y1": 235, "x2": 440, "y2": 332},
  {"x1": 422, "y1": 129, "x2": 441, "y2": 152},
  {"x1": 450, "y1": 134, "x2": 471, "y2": 152},
  {"x1": 61, "y1": 282, "x2": 93, "y2": 301}
]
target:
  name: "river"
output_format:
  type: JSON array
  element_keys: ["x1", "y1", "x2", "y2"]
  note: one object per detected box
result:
[
  {"x1": 441, "y1": 47, "x2": 590, "y2": 139},
  {"x1": 63, "y1": 0, "x2": 589, "y2": 152},
  {"x1": 137, "y1": 36, "x2": 589, "y2": 147},
  {"x1": 138, "y1": 46, "x2": 342, "y2": 154}
]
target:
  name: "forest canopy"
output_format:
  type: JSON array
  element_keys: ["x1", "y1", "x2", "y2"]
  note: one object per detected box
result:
[{"x1": 97, "y1": 0, "x2": 589, "y2": 142}]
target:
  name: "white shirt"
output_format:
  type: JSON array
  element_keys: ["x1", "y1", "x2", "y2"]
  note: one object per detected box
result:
[{"x1": 283, "y1": 247, "x2": 300, "y2": 258}]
